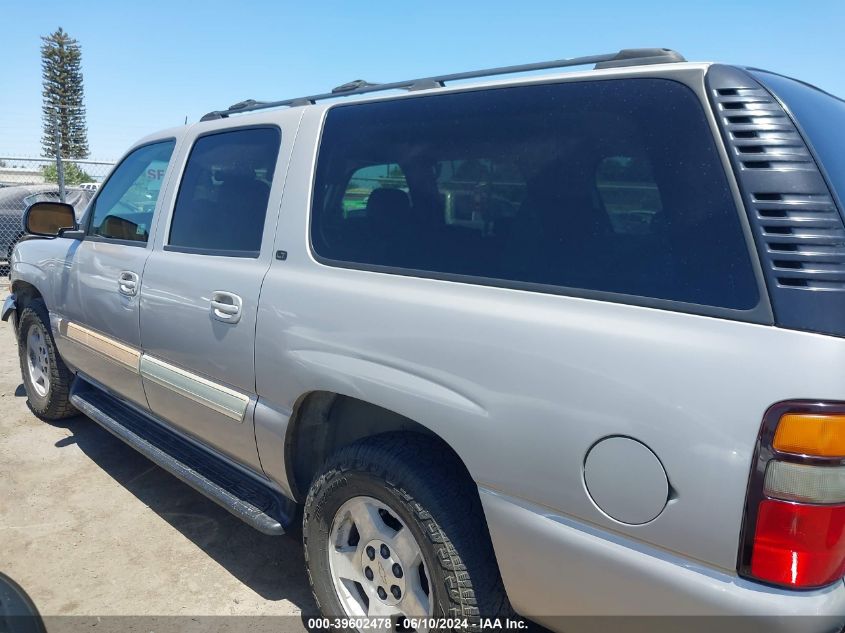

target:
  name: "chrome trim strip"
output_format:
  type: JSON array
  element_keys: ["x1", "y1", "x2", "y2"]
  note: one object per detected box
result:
[
  {"x1": 139, "y1": 355, "x2": 249, "y2": 422},
  {"x1": 63, "y1": 321, "x2": 141, "y2": 372},
  {"x1": 57, "y1": 319, "x2": 249, "y2": 422}
]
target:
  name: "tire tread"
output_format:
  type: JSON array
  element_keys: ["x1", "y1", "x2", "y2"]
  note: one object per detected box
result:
[
  {"x1": 17, "y1": 299, "x2": 77, "y2": 420},
  {"x1": 303, "y1": 433, "x2": 512, "y2": 629}
]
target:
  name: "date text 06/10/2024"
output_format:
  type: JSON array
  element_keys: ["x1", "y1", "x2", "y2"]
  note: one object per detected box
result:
[{"x1": 306, "y1": 618, "x2": 528, "y2": 630}]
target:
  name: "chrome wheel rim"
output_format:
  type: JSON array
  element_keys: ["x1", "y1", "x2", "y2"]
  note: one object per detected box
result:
[
  {"x1": 26, "y1": 323, "x2": 51, "y2": 398},
  {"x1": 328, "y1": 495, "x2": 433, "y2": 627}
]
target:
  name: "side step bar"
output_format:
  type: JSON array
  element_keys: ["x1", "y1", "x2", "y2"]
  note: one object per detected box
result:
[{"x1": 70, "y1": 379, "x2": 294, "y2": 535}]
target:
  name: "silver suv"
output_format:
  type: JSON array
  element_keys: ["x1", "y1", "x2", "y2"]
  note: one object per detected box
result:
[{"x1": 5, "y1": 48, "x2": 845, "y2": 632}]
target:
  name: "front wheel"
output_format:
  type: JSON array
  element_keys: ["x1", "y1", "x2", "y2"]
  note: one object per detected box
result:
[
  {"x1": 303, "y1": 434, "x2": 511, "y2": 631},
  {"x1": 17, "y1": 299, "x2": 77, "y2": 420}
]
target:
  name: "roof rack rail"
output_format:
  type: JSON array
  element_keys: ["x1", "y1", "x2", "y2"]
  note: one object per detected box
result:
[{"x1": 199, "y1": 47, "x2": 684, "y2": 122}]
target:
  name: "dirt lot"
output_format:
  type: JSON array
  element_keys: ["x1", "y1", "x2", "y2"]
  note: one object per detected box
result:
[{"x1": 0, "y1": 280, "x2": 314, "y2": 629}]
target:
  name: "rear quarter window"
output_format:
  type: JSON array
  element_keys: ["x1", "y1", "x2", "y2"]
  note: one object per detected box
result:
[{"x1": 311, "y1": 78, "x2": 759, "y2": 311}]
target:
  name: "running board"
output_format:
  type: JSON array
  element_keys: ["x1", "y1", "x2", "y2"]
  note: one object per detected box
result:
[{"x1": 70, "y1": 379, "x2": 293, "y2": 535}]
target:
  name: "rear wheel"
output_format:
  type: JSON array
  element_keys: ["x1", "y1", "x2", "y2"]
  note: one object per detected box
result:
[
  {"x1": 328, "y1": 495, "x2": 433, "y2": 619},
  {"x1": 303, "y1": 433, "x2": 511, "y2": 631},
  {"x1": 17, "y1": 299, "x2": 77, "y2": 420}
]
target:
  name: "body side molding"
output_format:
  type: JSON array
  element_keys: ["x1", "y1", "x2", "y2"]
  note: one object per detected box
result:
[{"x1": 56, "y1": 318, "x2": 250, "y2": 422}]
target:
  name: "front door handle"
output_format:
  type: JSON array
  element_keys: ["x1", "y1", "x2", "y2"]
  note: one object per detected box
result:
[
  {"x1": 210, "y1": 291, "x2": 243, "y2": 324},
  {"x1": 118, "y1": 271, "x2": 140, "y2": 297}
]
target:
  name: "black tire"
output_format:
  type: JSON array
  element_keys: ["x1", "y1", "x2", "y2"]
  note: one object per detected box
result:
[
  {"x1": 17, "y1": 299, "x2": 77, "y2": 420},
  {"x1": 303, "y1": 433, "x2": 512, "y2": 630}
]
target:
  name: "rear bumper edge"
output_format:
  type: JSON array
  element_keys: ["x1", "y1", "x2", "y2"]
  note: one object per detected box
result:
[{"x1": 480, "y1": 486, "x2": 845, "y2": 633}]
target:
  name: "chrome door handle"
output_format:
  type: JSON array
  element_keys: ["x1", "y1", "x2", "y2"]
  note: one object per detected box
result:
[
  {"x1": 118, "y1": 271, "x2": 140, "y2": 297},
  {"x1": 210, "y1": 291, "x2": 243, "y2": 324}
]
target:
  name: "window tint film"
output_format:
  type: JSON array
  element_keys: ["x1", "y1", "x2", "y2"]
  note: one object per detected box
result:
[
  {"x1": 312, "y1": 79, "x2": 758, "y2": 309},
  {"x1": 169, "y1": 127, "x2": 281, "y2": 255},
  {"x1": 596, "y1": 156, "x2": 662, "y2": 235},
  {"x1": 343, "y1": 164, "x2": 407, "y2": 218},
  {"x1": 89, "y1": 140, "x2": 175, "y2": 243}
]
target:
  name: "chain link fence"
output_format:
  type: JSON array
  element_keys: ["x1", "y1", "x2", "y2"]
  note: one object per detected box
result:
[{"x1": 0, "y1": 157, "x2": 114, "y2": 272}]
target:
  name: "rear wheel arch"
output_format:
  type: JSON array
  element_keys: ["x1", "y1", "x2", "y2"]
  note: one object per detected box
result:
[{"x1": 285, "y1": 391, "x2": 478, "y2": 504}]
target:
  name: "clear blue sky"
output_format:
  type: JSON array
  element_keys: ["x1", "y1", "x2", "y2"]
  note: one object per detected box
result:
[{"x1": 1, "y1": 0, "x2": 844, "y2": 161}]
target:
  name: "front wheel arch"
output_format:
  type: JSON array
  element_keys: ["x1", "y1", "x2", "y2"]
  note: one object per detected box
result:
[{"x1": 11, "y1": 280, "x2": 44, "y2": 314}]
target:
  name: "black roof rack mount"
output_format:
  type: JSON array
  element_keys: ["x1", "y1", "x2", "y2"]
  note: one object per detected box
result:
[{"x1": 199, "y1": 48, "x2": 685, "y2": 122}]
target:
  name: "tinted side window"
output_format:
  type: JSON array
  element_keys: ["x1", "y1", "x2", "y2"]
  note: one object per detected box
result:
[
  {"x1": 89, "y1": 140, "x2": 175, "y2": 243},
  {"x1": 343, "y1": 164, "x2": 407, "y2": 218},
  {"x1": 438, "y1": 159, "x2": 525, "y2": 233},
  {"x1": 596, "y1": 156, "x2": 662, "y2": 236},
  {"x1": 169, "y1": 127, "x2": 281, "y2": 256},
  {"x1": 311, "y1": 79, "x2": 758, "y2": 310}
]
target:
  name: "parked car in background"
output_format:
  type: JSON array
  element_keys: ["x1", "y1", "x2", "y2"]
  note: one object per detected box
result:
[
  {"x1": 0, "y1": 184, "x2": 93, "y2": 270},
  {"x1": 6, "y1": 48, "x2": 845, "y2": 632}
]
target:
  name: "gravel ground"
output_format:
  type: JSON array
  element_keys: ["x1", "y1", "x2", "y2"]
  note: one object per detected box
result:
[{"x1": 0, "y1": 280, "x2": 314, "y2": 631}]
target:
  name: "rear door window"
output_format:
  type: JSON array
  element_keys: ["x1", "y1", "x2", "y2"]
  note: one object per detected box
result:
[
  {"x1": 311, "y1": 78, "x2": 759, "y2": 310},
  {"x1": 168, "y1": 127, "x2": 281, "y2": 256}
]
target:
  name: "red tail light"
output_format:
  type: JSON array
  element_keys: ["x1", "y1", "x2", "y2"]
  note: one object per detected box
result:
[
  {"x1": 740, "y1": 401, "x2": 845, "y2": 589},
  {"x1": 751, "y1": 499, "x2": 845, "y2": 586}
]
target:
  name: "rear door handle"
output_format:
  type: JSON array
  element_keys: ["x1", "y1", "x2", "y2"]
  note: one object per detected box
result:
[
  {"x1": 118, "y1": 271, "x2": 140, "y2": 297},
  {"x1": 210, "y1": 291, "x2": 243, "y2": 324}
]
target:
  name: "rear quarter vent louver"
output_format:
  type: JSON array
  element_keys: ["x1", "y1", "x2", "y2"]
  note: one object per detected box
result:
[{"x1": 707, "y1": 65, "x2": 845, "y2": 336}]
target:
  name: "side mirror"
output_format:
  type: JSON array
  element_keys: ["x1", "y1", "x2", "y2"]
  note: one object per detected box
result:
[
  {"x1": 0, "y1": 572, "x2": 46, "y2": 632},
  {"x1": 24, "y1": 201, "x2": 79, "y2": 238}
]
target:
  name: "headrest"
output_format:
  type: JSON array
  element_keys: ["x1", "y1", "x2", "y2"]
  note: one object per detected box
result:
[
  {"x1": 366, "y1": 187, "x2": 411, "y2": 223},
  {"x1": 522, "y1": 155, "x2": 610, "y2": 238},
  {"x1": 215, "y1": 167, "x2": 259, "y2": 185},
  {"x1": 214, "y1": 169, "x2": 270, "y2": 205}
]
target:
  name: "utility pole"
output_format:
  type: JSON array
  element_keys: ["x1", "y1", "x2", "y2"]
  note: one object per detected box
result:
[{"x1": 53, "y1": 107, "x2": 65, "y2": 202}]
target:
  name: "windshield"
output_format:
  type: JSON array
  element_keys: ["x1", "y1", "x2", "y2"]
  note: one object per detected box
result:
[{"x1": 751, "y1": 70, "x2": 845, "y2": 214}]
